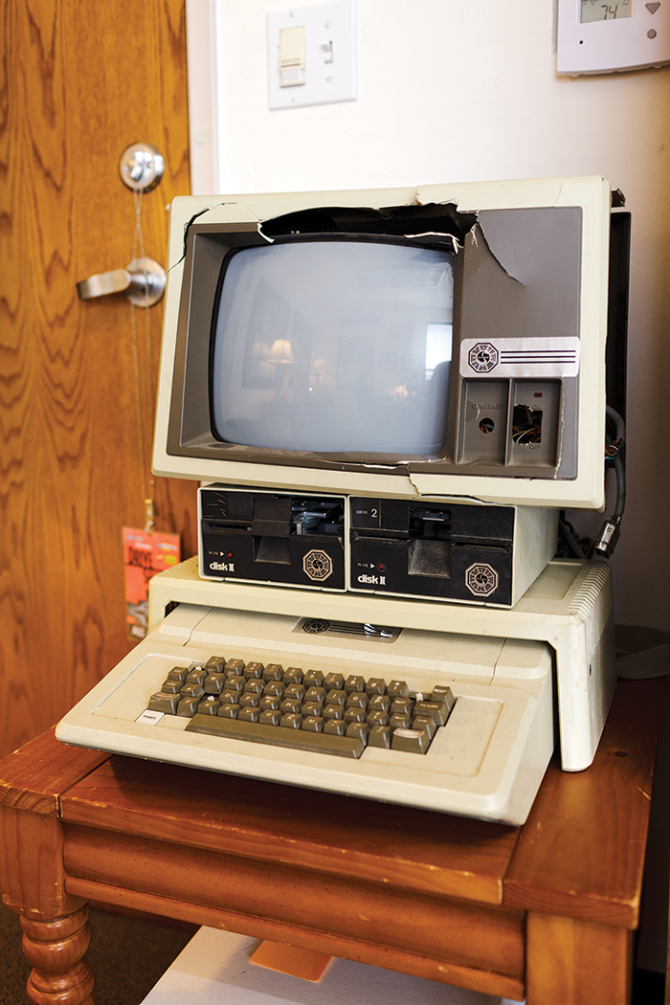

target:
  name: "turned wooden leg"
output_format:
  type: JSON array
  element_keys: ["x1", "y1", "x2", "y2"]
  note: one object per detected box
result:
[{"x1": 20, "y1": 904, "x2": 95, "y2": 1005}]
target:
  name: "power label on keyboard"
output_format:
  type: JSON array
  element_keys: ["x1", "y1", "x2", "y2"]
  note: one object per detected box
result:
[{"x1": 147, "y1": 655, "x2": 455, "y2": 759}]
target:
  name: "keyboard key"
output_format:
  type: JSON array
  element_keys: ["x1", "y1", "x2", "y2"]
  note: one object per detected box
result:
[
  {"x1": 366, "y1": 710, "x2": 389, "y2": 727},
  {"x1": 148, "y1": 692, "x2": 180, "y2": 714},
  {"x1": 243, "y1": 678, "x2": 264, "y2": 696},
  {"x1": 218, "y1": 703, "x2": 239, "y2": 719},
  {"x1": 283, "y1": 667, "x2": 304, "y2": 685},
  {"x1": 280, "y1": 713, "x2": 303, "y2": 730},
  {"x1": 180, "y1": 683, "x2": 204, "y2": 700},
  {"x1": 259, "y1": 709, "x2": 281, "y2": 726},
  {"x1": 325, "y1": 689, "x2": 346, "y2": 706},
  {"x1": 203, "y1": 673, "x2": 226, "y2": 695},
  {"x1": 225, "y1": 659, "x2": 245, "y2": 675},
  {"x1": 389, "y1": 713, "x2": 412, "y2": 730},
  {"x1": 280, "y1": 698, "x2": 302, "y2": 715},
  {"x1": 302, "y1": 702, "x2": 323, "y2": 718},
  {"x1": 239, "y1": 693, "x2": 260, "y2": 709},
  {"x1": 324, "y1": 719, "x2": 346, "y2": 737},
  {"x1": 263, "y1": 664, "x2": 284, "y2": 682},
  {"x1": 160, "y1": 679, "x2": 182, "y2": 695},
  {"x1": 368, "y1": 695, "x2": 391, "y2": 714},
  {"x1": 323, "y1": 704, "x2": 344, "y2": 720},
  {"x1": 324, "y1": 672, "x2": 345, "y2": 690},
  {"x1": 177, "y1": 696, "x2": 201, "y2": 717},
  {"x1": 205, "y1": 656, "x2": 226, "y2": 673},
  {"x1": 186, "y1": 668, "x2": 207, "y2": 686},
  {"x1": 244, "y1": 662, "x2": 264, "y2": 679},
  {"x1": 198, "y1": 697, "x2": 220, "y2": 716},
  {"x1": 390, "y1": 697, "x2": 414, "y2": 717},
  {"x1": 263, "y1": 681, "x2": 285, "y2": 698},
  {"x1": 303, "y1": 669, "x2": 324, "y2": 687},
  {"x1": 259, "y1": 695, "x2": 281, "y2": 711},
  {"x1": 413, "y1": 699, "x2": 451, "y2": 726},
  {"x1": 305, "y1": 686, "x2": 326, "y2": 704},
  {"x1": 365, "y1": 677, "x2": 387, "y2": 695},
  {"x1": 344, "y1": 675, "x2": 365, "y2": 693},
  {"x1": 220, "y1": 689, "x2": 240, "y2": 705},
  {"x1": 344, "y1": 707, "x2": 366, "y2": 725},
  {"x1": 387, "y1": 680, "x2": 410, "y2": 699},
  {"x1": 225, "y1": 676, "x2": 245, "y2": 693},
  {"x1": 187, "y1": 713, "x2": 364, "y2": 757},
  {"x1": 392, "y1": 727, "x2": 431, "y2": 754},
  {"x1": 302, "y1": 716, "x2": 324, "y2": 732},
  {"x1": 368, "y1": 724, "x2": 392, "y2": 749},
  {"x1": 346, "y1": 693, "x2": 369, "y2": 710},
  {"x1": 412, "y1": 715, "x2": 437, "y2": 740},
  {"x1": 346, "y1": 722, "x2": 370, "y2": 745},
  {"x1": 167, "y1": 666, "x2": 188, "y2": 683},
  {"x1": 239, "y1": 706, "x2": 260, "y2": 723},
  {"x1": 431, "y1": 685, "x2": 455, "y2": 709},
  {"x1": 284, "y1": 683, "x2": 306, "y2": 701}
]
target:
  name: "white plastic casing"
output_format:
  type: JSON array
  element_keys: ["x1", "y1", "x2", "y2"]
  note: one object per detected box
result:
[
  {"x1": 153, "y1": 177, "x2": 612, "y2": 509},
  {"x1": 558, "y1": 0, "x2": 670, "y2": 74}
]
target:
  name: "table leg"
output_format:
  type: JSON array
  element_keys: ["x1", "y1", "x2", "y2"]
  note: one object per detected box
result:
[
  {"x1": 20, "y1": 904, "x2": 95, "y2": 1005},
  {"x1": 526, "y1": 912, "x2": 632, "y2": 1005}
]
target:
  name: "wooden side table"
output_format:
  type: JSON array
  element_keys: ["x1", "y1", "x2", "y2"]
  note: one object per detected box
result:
[{"x1": 0, "y1": 679, "x2": 663, "y2": 1005}]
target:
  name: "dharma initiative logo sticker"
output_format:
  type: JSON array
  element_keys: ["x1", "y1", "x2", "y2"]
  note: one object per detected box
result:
[
  {"x1": 468, "y1": 342, "x2": 499, "y2": 373},
  {"x1": 302, "y1": 549, "x2": 333, "y2": 582},
  {"x1": 465, "y1": 563, "x2": 499, "y2": 597}
]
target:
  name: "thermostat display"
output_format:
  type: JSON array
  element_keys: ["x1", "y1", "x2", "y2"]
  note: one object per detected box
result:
[
  {"x1": 581, "y1": 1, "x2": 631, "y2": 22},
  {"x1": 558, "y1": 0, "x2": 670, "y2": 73}
]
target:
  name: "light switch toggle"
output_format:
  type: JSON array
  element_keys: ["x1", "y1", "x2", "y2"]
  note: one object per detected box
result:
[
  {"x1": 279, "y1": 26, "x2": 306, "y2": 87},
  {"x1": 321, "y1": 40, "x2": 334, "y2": 63}
]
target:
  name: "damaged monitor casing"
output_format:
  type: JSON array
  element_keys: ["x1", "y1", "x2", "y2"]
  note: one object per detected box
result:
[{"x1": 153, "y1": 176, "x2": 612, "y2": 510}]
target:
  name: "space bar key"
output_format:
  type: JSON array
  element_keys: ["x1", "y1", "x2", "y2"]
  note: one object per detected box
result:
[{"x1": 186, "y1": 714, "x2": 364, "y2": 758}]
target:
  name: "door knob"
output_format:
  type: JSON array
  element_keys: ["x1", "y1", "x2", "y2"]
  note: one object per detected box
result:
[{"x1": 77, "y1": 257, "x2": 166, "y2": 307}]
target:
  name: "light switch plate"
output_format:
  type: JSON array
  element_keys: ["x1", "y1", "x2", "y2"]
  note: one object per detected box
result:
[
  {"x1": 268, "y1": 0, "x2": 357, "y2": 110},
  {"x1": 557, "y1": 0, "x2": 670, "y2": 74}
]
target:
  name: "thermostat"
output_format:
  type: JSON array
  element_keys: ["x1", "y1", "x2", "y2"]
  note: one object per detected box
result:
[{"x1": 558, "y1": 0, "x2": 670, "y2": 74}]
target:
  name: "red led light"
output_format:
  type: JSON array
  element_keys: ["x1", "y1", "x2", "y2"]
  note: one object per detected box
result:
[{"x1": 378, "y1": 563, "x2": 386, "y2": 572}]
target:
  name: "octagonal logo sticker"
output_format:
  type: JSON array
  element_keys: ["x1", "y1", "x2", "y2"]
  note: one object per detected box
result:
[
  {"x1": 465, "y1": 563, "x2": 499, "y2": 597},
  {"x1": 468, "y1": 342, "x2": 499, "y2": 373},
  {"x1": 302, "y1": 550, "x2": 333, "y2": 582}
]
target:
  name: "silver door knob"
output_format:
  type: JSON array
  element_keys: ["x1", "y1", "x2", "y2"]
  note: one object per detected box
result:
[{"x1": 77, "y1": 257, "x2": 166, "y2": 307}]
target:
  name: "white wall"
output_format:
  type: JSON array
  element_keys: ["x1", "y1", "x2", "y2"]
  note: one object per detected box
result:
[{"x1": 193, "y1": 0, "x2": 670, "y2": 630}]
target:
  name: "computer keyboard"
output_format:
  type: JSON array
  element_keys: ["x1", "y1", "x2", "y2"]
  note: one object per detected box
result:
[
  {"x1": 57, "y1": 601, "x2": 556, "y2": 825},
  {"x1": 148, "y1": 654, "x2": 456, "y2": 759}
]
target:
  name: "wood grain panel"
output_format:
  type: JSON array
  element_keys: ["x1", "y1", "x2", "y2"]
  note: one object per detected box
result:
[
  {"x1": 61, "y1": 751, "x2": 519, "y2": 905},
  {"x1": 64, "y1": 878, "x2": 526, "y2": 1002},
  {"x1": 526, "y1": 913, "x2": 632, "y2": 1005},
  {"x1": 504, "y1": 678, "x2": 664, "y2": 927},
  {"x1": 0, "y1": 0, "x2": 196, "y2": 757},
  {"x1": 62, "y1": 824, "x2": 525, "y2": 981}
]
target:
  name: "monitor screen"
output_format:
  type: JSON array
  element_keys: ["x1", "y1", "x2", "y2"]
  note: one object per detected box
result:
[
  {"x1": 211, "y1": 239, "x2": 453, "y2": 455},
  {"x1": 154, "y1": 177, "x2": 615, "y2": 509}
]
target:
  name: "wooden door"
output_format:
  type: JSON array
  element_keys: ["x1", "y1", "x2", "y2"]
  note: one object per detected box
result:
[{"x1": 0, "y1": 0, "x2": 197, "y2": 757}]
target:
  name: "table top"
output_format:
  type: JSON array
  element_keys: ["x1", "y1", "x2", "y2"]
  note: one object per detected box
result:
[{"x1": 0, "y1": 677, "x2": 663, "y2": 929}]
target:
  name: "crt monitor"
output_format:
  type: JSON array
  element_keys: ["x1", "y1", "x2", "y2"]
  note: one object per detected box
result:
[{"x1": 153, "y1": 176, "x2": 614, "y2": 509}]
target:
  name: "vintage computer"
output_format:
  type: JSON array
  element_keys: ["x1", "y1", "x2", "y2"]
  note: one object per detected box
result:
[{"x1": 57, "y1": 176, "x2": 627, "y2": 825}]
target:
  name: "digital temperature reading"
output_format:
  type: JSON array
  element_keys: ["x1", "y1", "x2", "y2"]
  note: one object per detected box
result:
[{"x1": 581, "y1": 1, "x2": 632, "y2": 22}]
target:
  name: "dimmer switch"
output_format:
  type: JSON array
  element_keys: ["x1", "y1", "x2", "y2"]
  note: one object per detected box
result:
[{"x1": 279, "y1": 26, "x2": 306, "y2": 86}]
